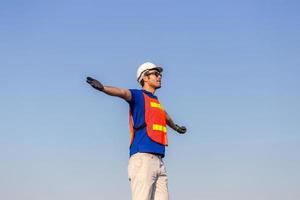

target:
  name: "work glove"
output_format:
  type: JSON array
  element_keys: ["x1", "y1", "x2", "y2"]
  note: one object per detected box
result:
[
  {"x1": 175, "y1": 124, "x2": 187, "y2": 134},
  {"x1": 86, "y1": 77, "x2": 104, "y2": 91}
]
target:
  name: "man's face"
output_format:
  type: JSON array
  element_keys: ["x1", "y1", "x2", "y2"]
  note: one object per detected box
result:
[{"x1": 143, "y1": 69, "x2": 162, "y2": 89}]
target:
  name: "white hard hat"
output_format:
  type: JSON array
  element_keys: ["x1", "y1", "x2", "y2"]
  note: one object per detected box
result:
[{"x1": 136, "y1": 62, "x2": 163, "y2": 83}]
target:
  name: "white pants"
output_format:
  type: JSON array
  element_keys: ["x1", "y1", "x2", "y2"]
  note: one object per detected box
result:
[{"x1": 128, "y1": 153, "x2": 169, "y2": 200}]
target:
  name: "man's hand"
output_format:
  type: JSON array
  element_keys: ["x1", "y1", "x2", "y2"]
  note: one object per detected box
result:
[
  {"x1": 175, "y1": 124, "x2": 187, "y2": 134},
  {"x1": 86, "y1": 77, "x2": 104, "y2": 91}
]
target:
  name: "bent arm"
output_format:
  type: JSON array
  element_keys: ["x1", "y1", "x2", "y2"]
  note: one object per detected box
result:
[
  {"x1": 165, "y1": 111, "x2": 187, "y2": 134},
  {"x1": 166, "y1": 111, "x2": 177, "y2": 131}
]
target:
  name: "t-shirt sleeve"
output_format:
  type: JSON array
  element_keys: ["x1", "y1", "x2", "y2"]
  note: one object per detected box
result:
[{"x1": 127, "y1": 89, "x2": 139, "y2": 105}]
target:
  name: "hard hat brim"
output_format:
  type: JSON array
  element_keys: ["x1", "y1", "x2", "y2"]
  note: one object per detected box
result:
[{"x1": 153, "y1": 67, "x2": 163, "y2": 73}]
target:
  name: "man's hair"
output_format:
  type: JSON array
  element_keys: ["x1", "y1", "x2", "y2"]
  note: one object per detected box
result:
[
  {"x1": 140, "y1": 79, "x2": 145, "y2": 87},
  {"x1": 139, "y1": 70, "x2": 149, "y2": 87}
]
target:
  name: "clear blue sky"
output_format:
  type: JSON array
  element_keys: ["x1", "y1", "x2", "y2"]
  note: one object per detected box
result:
[{"x1": 1, "y1": 0, "x2": 300, "y2": 199}]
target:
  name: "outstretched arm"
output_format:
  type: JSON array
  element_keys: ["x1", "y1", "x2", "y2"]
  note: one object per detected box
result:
[
  {"x1": 86, "y1": 77, "x2": 131, "y2": 101},
  {"x1": 165, "y1": 111, "x2": 187, "y2": 134}
]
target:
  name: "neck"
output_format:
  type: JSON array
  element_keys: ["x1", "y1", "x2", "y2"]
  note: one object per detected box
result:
[{"x1": 143, "y1": 85, "x2": 156, "y2": 94}]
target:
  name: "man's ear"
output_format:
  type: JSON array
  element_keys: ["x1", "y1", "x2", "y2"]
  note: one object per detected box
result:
[{"x1": 142, "y1": 76, "x2": 149, "y2": 84}]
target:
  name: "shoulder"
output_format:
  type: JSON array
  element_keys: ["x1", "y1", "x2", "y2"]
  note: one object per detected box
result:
[
  {"x1": 128, "y1": 89, "x2": 143, "y2": 103},
  {"x1": 129, "y1": 89, "x2": 142, "y2": 95}
]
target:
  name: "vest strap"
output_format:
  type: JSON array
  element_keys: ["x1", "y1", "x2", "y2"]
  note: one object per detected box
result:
[{"x1": 133, "y1": 122, "x2": 147, "y2": 131}]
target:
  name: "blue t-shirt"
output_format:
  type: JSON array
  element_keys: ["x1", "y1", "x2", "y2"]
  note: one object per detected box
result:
[{"x1": 128, "y1": 89, "x2": 166, "y2": 157}]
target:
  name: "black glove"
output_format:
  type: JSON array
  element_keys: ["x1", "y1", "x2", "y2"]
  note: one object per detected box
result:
[
  {"x1": 86, "y1": 77, "x2": 104, "y2": 91},
  {"x1": 175, "y1": 124, "x2": 187, "y2": 134}
]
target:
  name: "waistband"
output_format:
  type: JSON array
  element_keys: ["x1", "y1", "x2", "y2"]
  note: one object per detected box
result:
[{"x1": 131, "y1": 152, "x2": 163, "y2": 159}]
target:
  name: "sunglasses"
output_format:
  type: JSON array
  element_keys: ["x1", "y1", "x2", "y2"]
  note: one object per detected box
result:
[{"x1": 145, "y1": 71, "x2": 162, "y2": 77}]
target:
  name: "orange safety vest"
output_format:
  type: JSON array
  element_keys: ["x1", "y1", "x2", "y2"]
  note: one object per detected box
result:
[{"x1": 129, "y1": 92, "x2": 168, "y2": 146}]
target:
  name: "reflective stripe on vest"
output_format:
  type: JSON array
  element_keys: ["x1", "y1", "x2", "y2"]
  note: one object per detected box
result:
[
  {"x1": 150, "y1": 102, "x2": 164, "y2": 110},
  {"x1": 153, "y1": 124, "x2": 167, "y2": 133}
]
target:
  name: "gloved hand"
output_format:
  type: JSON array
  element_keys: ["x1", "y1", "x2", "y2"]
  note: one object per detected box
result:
[
  {"x1": 86, "y1": 77, "x2": 104, "y2": 91},
  {"x1": 175, "y1": 124, "x2": 187, "y2": 134}
]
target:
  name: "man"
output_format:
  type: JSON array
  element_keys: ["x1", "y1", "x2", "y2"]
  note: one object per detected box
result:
[{"x1": 86, "y1": 62, "x2": 187, "y2": 200}]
